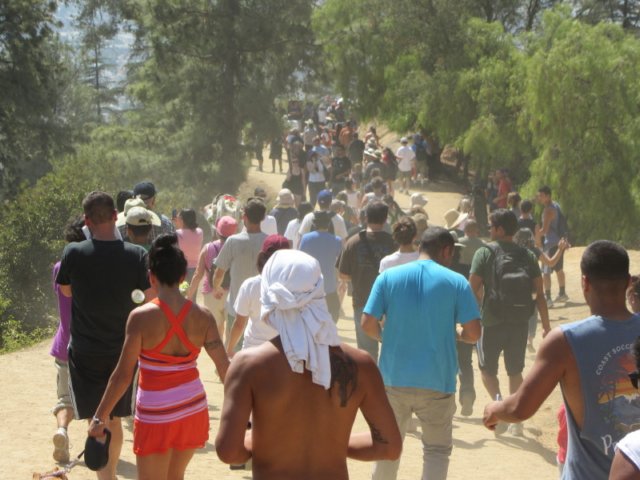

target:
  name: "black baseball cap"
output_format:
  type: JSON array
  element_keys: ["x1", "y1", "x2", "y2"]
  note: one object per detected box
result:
[{"x1": 133, "y1": 181, "x2": 157, "y2": 200}]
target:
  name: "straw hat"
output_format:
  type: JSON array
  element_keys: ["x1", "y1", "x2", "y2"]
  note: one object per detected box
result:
[{"x1": 443, "y1": 209, "x2": 468, "y2": 230}]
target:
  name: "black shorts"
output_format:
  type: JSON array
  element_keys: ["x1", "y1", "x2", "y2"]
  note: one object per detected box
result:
[
  {"x1": 477, "y1": 322, "x2": 528, "y2": 377},
  {"x1": 544, "y1": 245, "x2": 564, "y2": 273},
  {"x1": 68, "y1": 348, "x2": 134, "y2": 420}
]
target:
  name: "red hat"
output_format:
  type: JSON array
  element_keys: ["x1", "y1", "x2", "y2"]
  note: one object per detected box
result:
[
  {"x1": 261, "y1": 235, "x2": 290, "y2": 257},
  {"x1": 216, "y1": 216, "x2": 238, "y2": 238}
]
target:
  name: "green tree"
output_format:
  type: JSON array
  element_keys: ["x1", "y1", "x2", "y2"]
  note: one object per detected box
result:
[
  {"x1": 574, "y1": 0, "x2": 640, "y2": 30},
  {"x1": 121, "y1": 0, "x2": 317, "y2": 205},
  {"x1": 0, "y1": 142, "x2": 142, "y2": 343},
  {"x1": 0, "y1": 0, "x2": 75, "y2": 200},
  {"x1": 313, "y1": 0, "x2": 541, "y2": 183},
  {"x1": 71, "y1": 0, "x2": 125, "y2": 123},
  {"x1": 522, "y1": 9, "x2": 640, "y2": 243}
]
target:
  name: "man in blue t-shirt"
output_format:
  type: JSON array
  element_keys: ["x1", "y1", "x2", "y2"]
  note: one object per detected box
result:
[
  {"x1": 362, "y1": 227, "x2": 481, "y2": 480},
  {"x1": 299, "y1": 211, "x2": 343, "y2": 322}
]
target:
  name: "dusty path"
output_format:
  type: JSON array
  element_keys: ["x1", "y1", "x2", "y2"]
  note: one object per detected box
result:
[{"x1": 3, "y1": 158, "x2": 638, "y2": 479}]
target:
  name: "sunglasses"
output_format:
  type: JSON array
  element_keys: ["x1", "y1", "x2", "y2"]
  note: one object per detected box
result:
[{"x1": 629, "y1": 371, "x2": 640, "y2": 389}]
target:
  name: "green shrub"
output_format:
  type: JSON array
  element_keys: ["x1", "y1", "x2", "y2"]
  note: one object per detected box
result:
[{"x1": 0, "y1": 143, "x2": 142, "y2": 339}]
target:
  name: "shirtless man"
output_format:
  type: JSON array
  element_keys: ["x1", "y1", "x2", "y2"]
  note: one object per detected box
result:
[
  {"x1": 215, "y1": 249, "x2": 401, "y2": 479},
  {"x1": 483, "y1": 241, "x2": 640, "y2": 479}
]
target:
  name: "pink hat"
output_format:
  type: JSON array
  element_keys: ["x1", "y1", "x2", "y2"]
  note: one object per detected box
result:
[
  {"x1": 260, "y1": 235, "x2": 290, "y2": 256},
  {"x1": 216, "y1": 216, "x2": 238, "y2": 238}
]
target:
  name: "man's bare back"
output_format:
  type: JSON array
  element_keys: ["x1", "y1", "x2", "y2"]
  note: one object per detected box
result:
[{"x1": 216, "y1": 337, "x2": 401, "y2": 479}]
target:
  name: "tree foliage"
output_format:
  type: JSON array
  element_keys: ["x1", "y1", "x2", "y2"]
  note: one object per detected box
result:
[
  {"x1": 522, "y1": 10, "x2": 640, "y2": 243},
  {"x1": 71, "y1": 0, "x2": 126, "y2": 122},
  {"x1": 315, "y1": 1, "x2": 640, "y2": 244},
  {"x1": 0, "y1": 143, "x2": 142, "y2": 342},
  {"x1": 0, "y1": 0, "x2": 78, "y2": 200},
  {"x1": 120, "y1": 0, "x2": 317, "y2": 206}
]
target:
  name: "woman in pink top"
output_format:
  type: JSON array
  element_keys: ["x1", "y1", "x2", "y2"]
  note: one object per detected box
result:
[
  {"x1": 186, "y1": 216, "x2": 238, "y2": 341},
  {"x1": 175, "y1": 208, "x2": 203, "y2": 281}
]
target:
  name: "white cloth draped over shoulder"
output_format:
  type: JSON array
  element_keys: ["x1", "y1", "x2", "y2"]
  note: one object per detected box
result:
[{"x1": 260, "y1": 249, "x2": 341, "y2": 389}]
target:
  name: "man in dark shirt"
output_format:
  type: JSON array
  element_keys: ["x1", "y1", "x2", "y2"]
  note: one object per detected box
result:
[
  {"x1": 338, "y1": 202, "x2": 395, "y2": 360},
  {"x1": 348, "y1": 132, "x2": 365, "y2": 165},
  {"x1": 331, "y1": 144, "x2": 352, "y2": 194},
  {"x1": 363, "y1": 149, "x2": 387, "y2": 182},
  {"x1": 56, "y1": 191, "x2": 152, "y2": 480}
]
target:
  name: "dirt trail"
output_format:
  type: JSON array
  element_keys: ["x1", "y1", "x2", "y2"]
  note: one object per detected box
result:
[{"x1": 4, "y1": 159, "x2": 638, "y2": 479}]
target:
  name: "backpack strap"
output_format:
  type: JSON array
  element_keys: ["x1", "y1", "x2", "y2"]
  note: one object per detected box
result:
[
  {"x1": 358, "y1": 230, "x2": 381, "y2": 265},
  {"x1": 483, "y1": 243, "x2": 500, "y2": 307}
]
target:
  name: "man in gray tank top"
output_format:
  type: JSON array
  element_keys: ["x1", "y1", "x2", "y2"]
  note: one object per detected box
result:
[
  {"x1": 537, "y1": 185, "x2": 568, "y2": 307},
  {"x1": 482, "y1": 240, "x2": 640, "y2": 479}
]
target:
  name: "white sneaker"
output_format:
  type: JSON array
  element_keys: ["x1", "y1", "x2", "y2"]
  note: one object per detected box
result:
[
  {"x1": 508, "y1": 423, "x2": 524, "y2": 437},
  {"x1": 53, "y1": 427, "x2": 69, "y2": 463},
  {"x1": 494, "y1": 421, "x2": 509, "y2": 436},
  {"x1": 407, "y1": 416, "x2": 420, "y2": 433}
]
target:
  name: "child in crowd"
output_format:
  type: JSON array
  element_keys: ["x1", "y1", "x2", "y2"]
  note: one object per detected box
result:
[
  {"x1": 176, "y1": 208, "x2": 204, "y2": 282},
  {"x1": 50, "y1": 216, "x2": 86, "y2": 464}
]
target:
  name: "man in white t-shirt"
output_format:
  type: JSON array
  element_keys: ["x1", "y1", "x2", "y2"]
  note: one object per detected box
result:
[
  {"x1": 298, "y1": 190, "x2": 348, "y2": 241},
  {"x1": 395, "y1": 137, "x2": 416, "y2": 194},
  {"x1": 284, "y1": 202, "x2": 313, "y2": 249},
  {"x1": 379, "y1": 217, "x2": 419, "y2": 273},
  {"x1": 226, "y1": 235, "x2": 290, "y2": 354}
]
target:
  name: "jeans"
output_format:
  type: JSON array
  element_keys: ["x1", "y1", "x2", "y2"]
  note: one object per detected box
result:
[
  {"x1": 353, "y1": 306, "x2": 378, "y2": 361},
  {"x1": 456, "y1": 341, "x2": 475, "y2": 406},
  {"x1": 372, "y1": 387, "x2": 455, "y2": 480},
  {"x1": 308, "y1": 181, "x2": 326, "y2": 208}
]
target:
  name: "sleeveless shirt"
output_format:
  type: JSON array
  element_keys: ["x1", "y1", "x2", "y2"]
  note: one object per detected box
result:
[{"x1": 560, "y1": 314, "x2": 640, "y2": 479}]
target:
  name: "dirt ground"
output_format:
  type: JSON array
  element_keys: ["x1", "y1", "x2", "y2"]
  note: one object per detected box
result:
[{"x1": 5, "y1": 152, "x2": 640, "y2": 479}]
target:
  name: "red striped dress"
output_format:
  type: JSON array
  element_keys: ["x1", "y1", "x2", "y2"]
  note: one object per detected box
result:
[{"x1": 133, "y1": 298, "x2": 209, "y2": 456}]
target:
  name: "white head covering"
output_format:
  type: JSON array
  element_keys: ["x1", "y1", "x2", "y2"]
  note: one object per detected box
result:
[{"x1": 260, "y1": 249, "x2": 341, "y2": 389}]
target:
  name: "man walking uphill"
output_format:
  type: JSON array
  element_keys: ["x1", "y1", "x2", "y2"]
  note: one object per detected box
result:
[
  {"x1": 469, "y1": 209, "x2": 550, "y2": 436},
  {"x1": 537, "y1": 185, "x2": 569, "y2": 307},
  {"x1": 362, "y1": 227, "x2": 481, "y2": 480},
  {"x1": 56, "y1": 191, "x2": 152, "y2": 480},
  {"x1": 215, "y1": 249, "x2": 402, "y2": 479},
  {"x1": 212, "y1": 198, "x2": 268, "y2": 348},
  {"x1": 338, "y1": 202, "x2": 395, "y2": 360}
]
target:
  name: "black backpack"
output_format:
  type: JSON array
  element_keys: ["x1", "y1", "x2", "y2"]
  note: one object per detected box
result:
[{"x1": 484, "y1": 243, "x2": 535, "y2": 323}]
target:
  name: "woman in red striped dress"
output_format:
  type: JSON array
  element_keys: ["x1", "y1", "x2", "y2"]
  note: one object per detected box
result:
[{"x1": 89, "y1": 234, "x2": 229, "y2": 480}]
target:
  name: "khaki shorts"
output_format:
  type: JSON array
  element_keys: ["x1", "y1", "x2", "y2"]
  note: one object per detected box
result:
[
  {"x1": 52, "y1": 359, "x2": 73, "y2": 415},
  {"x1": 203, "y1": 291, "x2": 227, "y2": 328}
]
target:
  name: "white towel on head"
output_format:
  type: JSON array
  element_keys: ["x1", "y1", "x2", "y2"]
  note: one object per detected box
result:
[{"x1": 261, "y1": 249, "x2": 341, "y2": 389}]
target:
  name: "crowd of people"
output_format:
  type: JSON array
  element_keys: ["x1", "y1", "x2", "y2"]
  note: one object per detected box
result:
[{"x1": 46, "y1": 146, "x2": 640, "y2": 480}]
